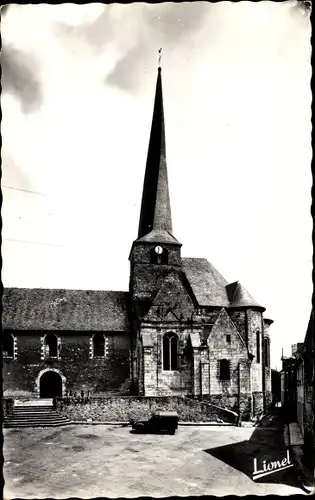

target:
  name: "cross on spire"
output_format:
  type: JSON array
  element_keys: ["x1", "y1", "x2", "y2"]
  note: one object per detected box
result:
[{"x1": 158, "y1": 48, "x2": 162, "y2": 68}]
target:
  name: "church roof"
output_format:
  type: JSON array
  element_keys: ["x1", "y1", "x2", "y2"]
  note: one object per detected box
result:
[
  {"x1": 137, "y1": 228, "x2": 180, "y2": 244},
  {"x1": 2, "y1": 288, "x2": 130, "y2": 332},
  {"x1": 182, "y1": 258, "x2": 264, "y2": 310},
  {"x1": 182, "y1": 258, "x2": 230, "y2": 307},
  {"x1": 225, "y1": 281, "x2": 264, "y2": 309}
]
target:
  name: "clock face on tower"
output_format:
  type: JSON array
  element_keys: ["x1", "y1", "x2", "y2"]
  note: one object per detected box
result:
[{"x1": 155, "y1": 245, "x2": 163, "y2": 255}]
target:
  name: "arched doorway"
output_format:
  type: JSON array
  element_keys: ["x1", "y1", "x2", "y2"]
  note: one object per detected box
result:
[{"x1": 40, "y1": 370, "x2": 63, "y2": 398}]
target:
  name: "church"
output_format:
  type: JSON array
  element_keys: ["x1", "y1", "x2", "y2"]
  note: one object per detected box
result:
[{"x1": 3, "y1": 66, "x2": 273, "y2": 418}]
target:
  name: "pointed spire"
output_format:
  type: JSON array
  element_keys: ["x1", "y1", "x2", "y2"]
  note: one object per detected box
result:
[{"x1": 137, "y1": 64, "x2": 177, "y2": 243}]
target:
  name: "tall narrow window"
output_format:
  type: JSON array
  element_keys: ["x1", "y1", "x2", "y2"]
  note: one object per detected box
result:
[
  {"x1": 264, "y1": 338, "x2": 270, "y2": 368},
  {"x1": 163, "y1": 332, "x2": 178, "y2": 371},
  {"x1": 256, "y1": 330, "x2": 260, "y2": 364},
  {"x1": 45, "y1": 333, "x2": 58, "y2": 357},
  {"x1": 93, "y1": 333, "x2": 105, "y2": 358},
  {"x1": 3, "y1": 332, "x2": 14, "y2": 358},
  {"x1": 219, "y1": 359, "x2": 230, "y2": 380}
]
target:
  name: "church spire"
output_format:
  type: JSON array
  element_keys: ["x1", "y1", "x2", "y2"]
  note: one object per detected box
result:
[{"x1": 137, "y1": 63, "x2": 177, "y2": 243}]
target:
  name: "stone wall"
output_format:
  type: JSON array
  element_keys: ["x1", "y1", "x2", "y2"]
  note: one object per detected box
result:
[
  {"x1": 140, "y1": 326, "x2": 194, "y2": 397},
  {"x1": 228, "y1": 310, "x2": 246, "y2": 344},
  {"x1": 247, "y1": 309, "x2": 263, "y2": 393},
  {"x1": 238, "y1": 393, "x2": 253, "y2": 420},
  {"x1": 207, "y1": 309, "x2": 248, "y2": 399},
  {"x1": 253, "y1": 391, "x2": 264, "y2": 415},
  {"x1": 3, "y1": 332, "x2": 132, "y2": 396},
  {"x1": 55, "y1": 396, "x2": 238, "y2": 424},
  {"x1": 202, "y1": 393, "x2": 252, "y2": 420},
  {"x1": 2, "y1": 397, "x2": 14, "y2": 417},
  {"x1": 129, "y1": 242, "x2": 182, "y2": 301},
  {"x1": 264, "y1": 391, "x2": 272, "y2": 409}
]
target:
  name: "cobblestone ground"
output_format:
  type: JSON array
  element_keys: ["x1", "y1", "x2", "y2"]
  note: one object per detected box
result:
[{"x1": 3, "y1": 424, "x2": 307, "y2": 498}]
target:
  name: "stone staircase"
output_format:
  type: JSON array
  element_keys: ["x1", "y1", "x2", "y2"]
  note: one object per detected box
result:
[{"x1": 4, "y1": 399, "x2": 72, "y2": 428}]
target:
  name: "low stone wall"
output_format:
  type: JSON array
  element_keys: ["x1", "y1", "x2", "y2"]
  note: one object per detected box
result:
[
  {"x1": 3, "y1": 390, "x2": 37, "y2": 399},
  {"x1": 200, "y1": 393, "x2": 251, "y2": 420},
  {"x1": 264, "y1": 391, "x2": 273, "y2": 410},
  {"x1": 3, "y1": 397, "x2": 14, "y2": 417},
  {"x1": 55, "y1": 396, "x2": 238, "y2": 424},
  {"x1": 253, "y1": 392, "x2": 264, "y2": 415}
]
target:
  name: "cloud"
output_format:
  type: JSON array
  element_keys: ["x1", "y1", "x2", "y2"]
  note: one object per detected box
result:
[
  {"x1": 1, "y1": 44, "x2": 42, "y2": 113},
  {"x1": 53, "y1": 2, "x2": 211, "y2": 93},
  {"x1": 106, "y1": 2, "x2": 210, "y2": 92},
  {"x1": 53, "y1": 4, "x2": 115, "y2": 51}
]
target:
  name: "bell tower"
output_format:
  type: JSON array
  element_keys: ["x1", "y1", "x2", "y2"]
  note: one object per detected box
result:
[{"x1": 129, "y1": 65, "x2": 182, "y2": 303}]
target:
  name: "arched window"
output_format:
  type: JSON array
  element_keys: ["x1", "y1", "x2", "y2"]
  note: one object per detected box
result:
[
  {"x1": 150, "y1": 247, "x2": 169, "y2": 265},
  {"x1": 93, "y1": 333, "x2": 105, "y2": 358},
  {"x1": 256, "y1": 331, "x2": 260, "y2": 363},
  {"x1": 3, "y1": 332, "x2": 14, "y2": 358},
  {"x1": 44, "y1": 333, "x2": 58, "y2": 357},
  {"x1": 163, "y1": 332, "x2": 178, "y2": 371}
]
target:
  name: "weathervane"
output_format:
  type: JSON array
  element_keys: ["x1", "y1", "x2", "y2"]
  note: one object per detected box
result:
[{"x1": 158, "y1": 48, "x2": 162, "y2": 67}]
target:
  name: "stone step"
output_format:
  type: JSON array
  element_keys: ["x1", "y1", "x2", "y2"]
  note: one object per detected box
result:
[
  {"x1": 4, "y1": 421, "x2": 71, "y2": 428},
  {"x1": 15, "y1": 399, "x2": 53, "y2": 407},
  {"x1": 13, "y1": 406, "x2": 55, "y2": 410},
  {"x1": 12, "y1": 413, "x2": 55, "y2": 416},
  {"x1": 13, "y1": 406, "x2": 56, "y2": 413},
  {"x1": 5, "y1": 416, "x2": 69, "y2": 422},
  {"x1": 4, "y1": 404, "x2": 71, "y2": 428}
]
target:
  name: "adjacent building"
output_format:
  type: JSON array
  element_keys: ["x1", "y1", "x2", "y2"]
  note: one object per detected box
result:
[{"x1": 280, "y1": 309, "x2": 314, "y2": 474}]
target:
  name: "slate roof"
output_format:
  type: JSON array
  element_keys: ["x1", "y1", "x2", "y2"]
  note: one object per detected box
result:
[
  {"x1": 2, "y1": 260, "x2": 265, "y2": 332},
  {"x1": 182, "y1": 258, "x2": 230, "y2": 307},
  {"x1": 2, "y1": 288, "x2": 130, "y2": 332},
  {"x1": 182, "y1": 258, "x2": 264, "y2": 310},
  {"x1": 137, "y1": 228, "x2": 180, "y2": 245},
  {"x1": 226, "y1": 281, "x2": 264, "y2": 310}
]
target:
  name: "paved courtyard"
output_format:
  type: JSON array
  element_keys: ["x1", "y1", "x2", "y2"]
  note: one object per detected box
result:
[{"x1": 4, "y1": 423, "x2": 307, "y2": 498}]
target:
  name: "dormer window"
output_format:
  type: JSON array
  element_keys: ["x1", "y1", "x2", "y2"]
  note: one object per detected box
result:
[{"x1": 150, "y1": 246, "x2": 168, "y2": 264}]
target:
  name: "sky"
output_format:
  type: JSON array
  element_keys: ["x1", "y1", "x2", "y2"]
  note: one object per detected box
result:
[{"x1": 1, "y1": 1, "x2": 312, "y2": 370}]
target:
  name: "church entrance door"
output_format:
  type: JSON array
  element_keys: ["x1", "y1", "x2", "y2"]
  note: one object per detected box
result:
[{"x1": 40, "y1": 371, "x2": 62, "y2": 398}]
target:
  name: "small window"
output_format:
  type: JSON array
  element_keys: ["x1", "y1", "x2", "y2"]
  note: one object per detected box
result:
[
  {"x1": 44, "y1": 333, "x2": 58, "y2": 358},
  {"x1": 256, "y1": 330, "x2": 260, "y2": 364},
  {"x1": 219, "y1": 359, "x2": 230, "y2": 381},
  {"x1": 93, "y1": 333, "x2": 105, "y2": 358},
  {"x1": 163, "y1": 332, "x2": 178, "y2": 371},
  {"x1": 226, "y1": 335, "x2": 231, "y2": 344},
  {"x1": 3, "y1": 332, "x2": 14, "y2": 358}
]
